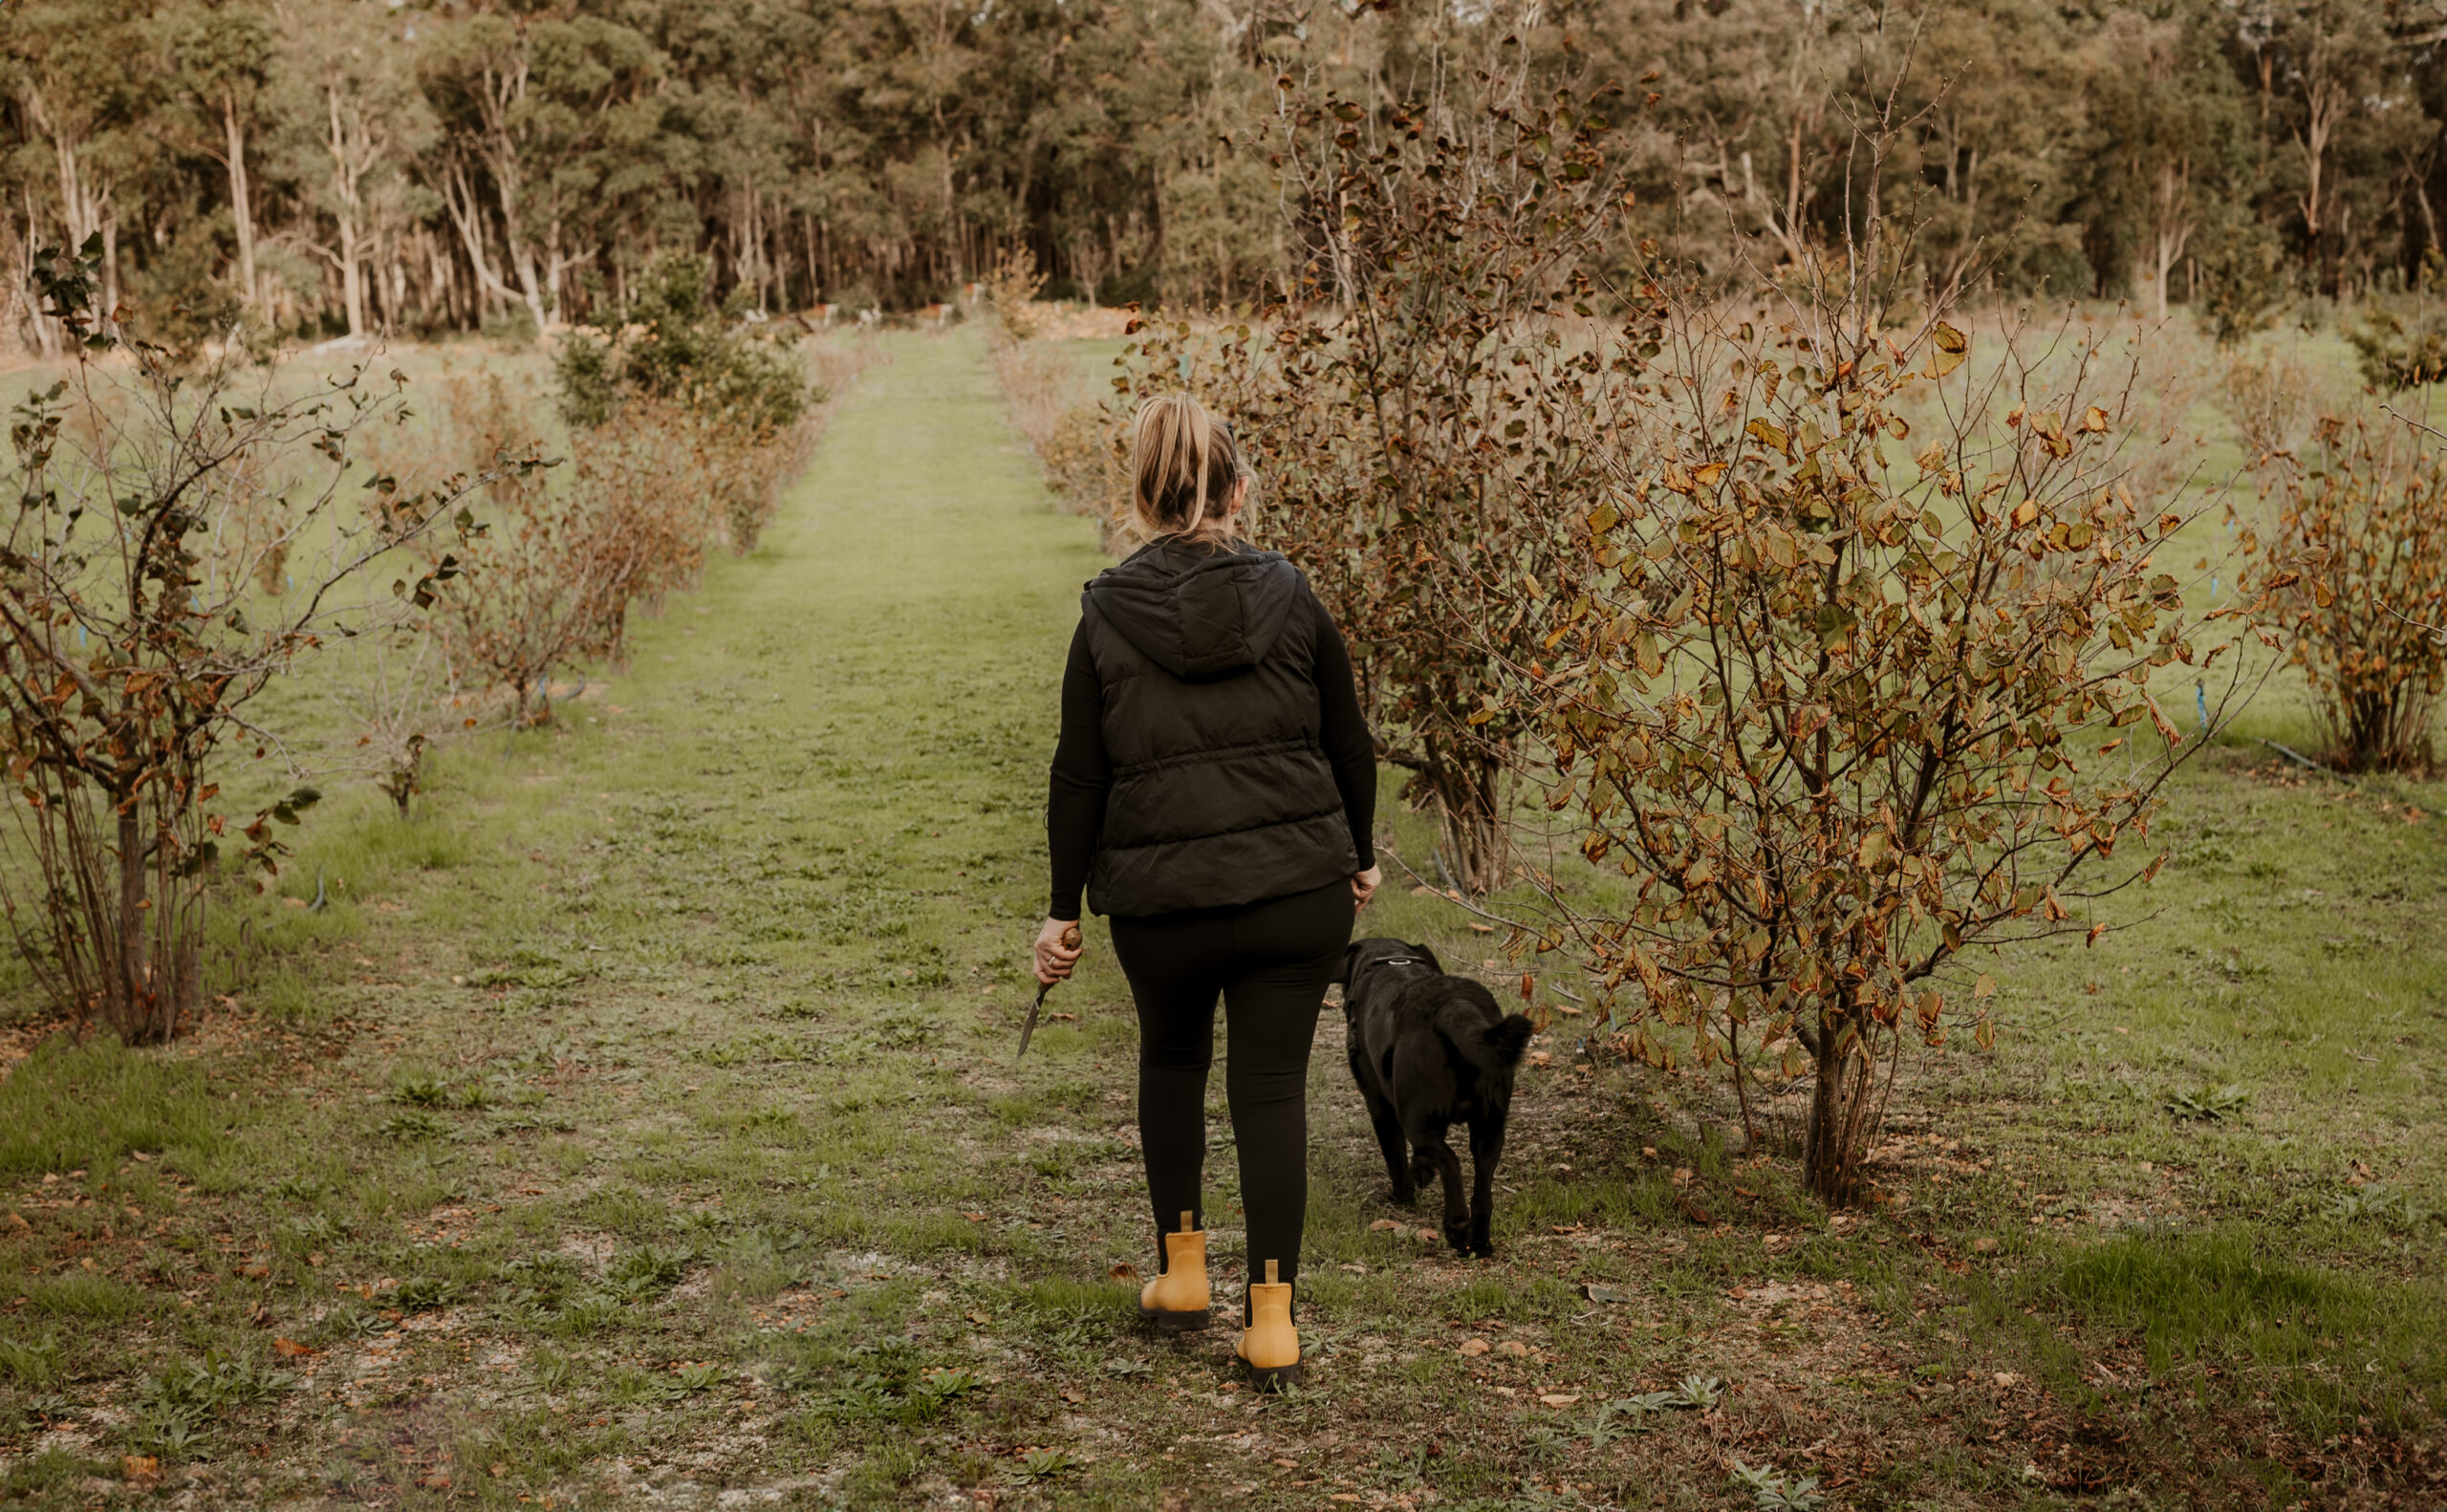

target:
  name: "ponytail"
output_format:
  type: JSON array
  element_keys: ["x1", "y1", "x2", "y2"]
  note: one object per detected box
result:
[{"x1": 1129, "y1": 393, "x2": 1249, "y2": 545}]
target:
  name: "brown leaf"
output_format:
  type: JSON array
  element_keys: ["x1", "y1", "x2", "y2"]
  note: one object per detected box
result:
[
  {"x1": 272, "y1": 1337, "x2": 316, "y2": 1357},
  {"x1": 1107, "y1": 1263, "x2": 1138, "y2": 1283}
]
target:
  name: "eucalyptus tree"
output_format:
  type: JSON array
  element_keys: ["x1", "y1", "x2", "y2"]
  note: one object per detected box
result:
[
  {"x1": 278, "y1": 0, "x2": 432, "y2": 339},
  {"x1": 162, "y1": 0, "x2": 274, "y2": 315},
  {"x1": 0, "y1": 0, "x2": 154, "y2": 343}
]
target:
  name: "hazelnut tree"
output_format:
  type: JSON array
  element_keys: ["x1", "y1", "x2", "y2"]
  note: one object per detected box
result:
[
  {"x1": 1505, "y1": 144, "x2": 2253, "y2": 1199},
  {"x1": 0, "y1": 238, "x2": 514, "y2": 1041},
  {"x1": 1115, "y1": 66, "x2": 1627, "y2": 893},
  {"x1": 2237, "y1": 411, "x2": 2447, "y2": 772}
]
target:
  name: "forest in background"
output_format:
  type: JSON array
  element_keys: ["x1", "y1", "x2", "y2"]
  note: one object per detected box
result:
[{"x1": 7, "y1": 0, "x2": 2447, "y2": 353}]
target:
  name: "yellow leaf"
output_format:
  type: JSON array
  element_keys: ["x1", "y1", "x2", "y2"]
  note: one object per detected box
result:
[
  {"x1": 2011, "y1": 499, "x2": 2039, "y2": 529},
  {"x1": 2081, "y1": 405, "x2": 2110, "y2": 433},
  {"x1": 1973, "y1": 974, "x2": 1996, "y2": 999},
  {"x1": 1692, "y1": 461, "x2": 1727, "y2": 486},
  {"x1": 1745, "y1": 418, "x2": 1789, "y2": 455},
  {"x1": 1934, "y1": 321, "x2": 1968, "y2": 355},
  {"x1": 1858, "y1": 831, "x2": 1889, "y2": 866}
]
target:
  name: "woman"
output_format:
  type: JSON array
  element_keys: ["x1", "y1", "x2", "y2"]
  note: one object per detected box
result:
[{"x1": 1034, "y1": 393, "x2": 1380, "y2": 1390}]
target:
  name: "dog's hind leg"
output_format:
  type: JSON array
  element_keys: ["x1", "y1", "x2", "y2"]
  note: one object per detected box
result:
[
  {"x1": 1350, "y1": 1040, "x2": 1414, "y2": 1202},
  {"x1": 1466, "y1": 1116, "x2": 1506, "y2": 1258},
  {"x1": 1368, "y1": 1097, "x2": 1416, "y2": 1203},
  {"x1": 1417, "y1": 1134, "x2": 1469, "y2": 1253}
]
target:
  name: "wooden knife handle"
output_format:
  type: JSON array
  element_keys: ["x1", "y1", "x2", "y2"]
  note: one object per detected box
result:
[{"x1": 1058, "y1": 923, "x2": 1081, "y2": 950}]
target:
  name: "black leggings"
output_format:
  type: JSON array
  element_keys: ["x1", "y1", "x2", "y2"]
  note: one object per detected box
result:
[{"x1": 1109, "y1": 879, "x2": 1353, "y2": 1293}]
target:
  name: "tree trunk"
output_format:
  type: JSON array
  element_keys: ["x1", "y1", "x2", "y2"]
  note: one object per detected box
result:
[
  {"x1": 1426, "y1": 750, "x2": 1504, "y2": 895},
  {"x1": 224, "y1": 94, "x2": 256, "y2": 312},
  {"x1": 439, "y1": 161, "x2": 509, "y2": 316},
  {"x1": 113, "y1": 800, "x2": 159, "y2": 1042},
  {"x1": 338, "y1": 210, "x2": 366, "y2": 337},
  {"x1": 1799, "y1": 1001, "x2": 1873, "y2": 1204}
]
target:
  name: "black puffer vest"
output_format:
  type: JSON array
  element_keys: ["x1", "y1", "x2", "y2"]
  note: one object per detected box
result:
[{"x1": 1082, "y1": 540, "x2": 1358, "y2": 918}]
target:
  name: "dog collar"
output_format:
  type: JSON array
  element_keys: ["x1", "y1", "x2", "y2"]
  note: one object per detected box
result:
[{"x1": 1372, "y1": 957, "x2": 1432, "y2": 968}]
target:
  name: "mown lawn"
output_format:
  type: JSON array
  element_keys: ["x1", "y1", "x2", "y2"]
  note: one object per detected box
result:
[{"x1": 0, "y1": 328, "x2": 2439, "y2": 1510}]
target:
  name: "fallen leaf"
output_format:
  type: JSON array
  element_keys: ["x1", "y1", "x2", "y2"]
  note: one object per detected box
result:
[
  {"x1": 1414, "y1": 1228, "x2": 1439, "y2": 1245},
  {"x1": 1458, "y1": 1338, "x2": 1491, "y2": 1357},
  {"x1": 1497, "y1": 1340, "x2": 1529, "y2": 1357},
  {"x1": 1467, "y1": 922, "x2": 1494, "y2": 935},
  {"x1": 1369, "y1": 1219, "x2": 1402, "y2": 1232},
  {"x1": 1995, "y1": 1372, "x2": 2022, "y2": 1388},
  {"x1": 121, "y1": 1456, "x2": 161, "y2": 1482},
  {"x1": 1272, "y1": 1458, "x2": 1298, "y2": 1468},
  {"x1": 962, "y1": 1212, "x2": 985, "y2": 1222},
  {"x1": 1539, "y1": 1393, "x2": 1581, "y2": 1407},
  {"x1": 1583, "y1": 1284, "x2": 1635, "y2": 1305},
  {"x1": 1972, "y1": 1237, "x2": 2000, "y2": 1255},
  {"x1": 1678, "y1": 1198, "x2": 1715, "y2": 1226},
  {"x1": 1107, "y1": 1263, "x2": 1138, "y2": 1283},
  {"x1": 272, "y1": 1337, "x2": 315, "y2": 1357}
]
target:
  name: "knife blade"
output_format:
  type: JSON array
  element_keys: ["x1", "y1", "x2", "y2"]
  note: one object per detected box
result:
[{"x1": 1017, "y1": 979, "x2": 1054, "y2": 1059}]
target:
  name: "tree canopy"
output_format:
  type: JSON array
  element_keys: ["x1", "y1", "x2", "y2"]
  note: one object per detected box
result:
[{"x1": 7, "y1": 0, "x2": 2447, "y2": 347}]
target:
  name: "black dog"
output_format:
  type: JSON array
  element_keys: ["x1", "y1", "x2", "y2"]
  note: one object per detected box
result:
[{"x1": 1332, "y1": 939, "x2": 1535, "y2": 1257}]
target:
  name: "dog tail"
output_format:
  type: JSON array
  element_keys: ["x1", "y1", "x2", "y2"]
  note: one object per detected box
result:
[
  {"x1": 1433, "y1": 990, "x2": 1534, "y2": 1073},
  {"x1": 1475, "y1": 1013, "x2": 1535, "y2": 1071}
]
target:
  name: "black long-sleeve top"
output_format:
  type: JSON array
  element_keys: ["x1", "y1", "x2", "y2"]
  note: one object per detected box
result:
[{"x1": 1047, "y1": 594, "x2": 1377, "y2": 920}]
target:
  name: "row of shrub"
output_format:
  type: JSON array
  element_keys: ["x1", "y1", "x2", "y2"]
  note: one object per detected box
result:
[{"x1": 0, "y1": 246, "x2": 874, "y2": 1044}]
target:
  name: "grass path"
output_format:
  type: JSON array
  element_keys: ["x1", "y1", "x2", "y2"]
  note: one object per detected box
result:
[{"x1": 0, "y1": 330, "x2": 2441, "y2": 1510}]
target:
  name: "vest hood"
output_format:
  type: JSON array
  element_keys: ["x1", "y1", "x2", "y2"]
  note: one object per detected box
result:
[{"x1": 1085, "y1": 540, "x2": 1303, "y2": 682}]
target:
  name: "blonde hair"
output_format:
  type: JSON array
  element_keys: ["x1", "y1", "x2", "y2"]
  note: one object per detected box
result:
[{"x1": 1129, "y1": 393, "x2": 1248, "y2": 544}]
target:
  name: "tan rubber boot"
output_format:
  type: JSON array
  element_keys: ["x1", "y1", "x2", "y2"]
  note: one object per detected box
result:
[
  {"x1": 1137, "y1": 1211, "x2": 1211, "y2": 1332},
  {"x1": 1234, "y1": 1259, "x2": 1302, "y2": 1390}
]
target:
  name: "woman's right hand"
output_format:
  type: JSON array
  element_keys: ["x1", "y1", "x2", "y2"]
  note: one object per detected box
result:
[
  {"x1": 1034, "y1": 918, "x2": 1084, "y2": 985},
  {"x1": 1351, "y1": 866, "x2": 1383, "y2": 910}
]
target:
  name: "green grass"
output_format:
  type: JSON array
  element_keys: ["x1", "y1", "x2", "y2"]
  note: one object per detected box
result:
[
  {"x1": 0, "y1": 1037, "x2": 225, "y2": 1176},
  {"x1": 0, "y1": 326, "x2": 2436, "y2": 1508}
]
